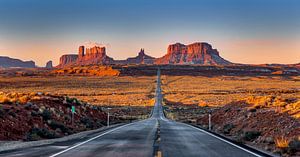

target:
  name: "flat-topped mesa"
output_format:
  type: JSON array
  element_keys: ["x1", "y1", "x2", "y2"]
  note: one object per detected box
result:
[
  {"x1": 58, "y1": 54, "x2": 78, "y2": 67},
  {"x1": 77, "y1": 45, "x2": 113, "y2": 65},
  {"x1": 155, "y1": 42, "x2": 230, "y2": 65},
  {"x1": 57, "y1": 45, "x2": 114, "y2": 67}
]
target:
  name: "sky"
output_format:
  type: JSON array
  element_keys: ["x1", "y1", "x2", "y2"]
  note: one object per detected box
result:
[{"x1": 0, "y1": 0, "x2": 299, "y2": 66}]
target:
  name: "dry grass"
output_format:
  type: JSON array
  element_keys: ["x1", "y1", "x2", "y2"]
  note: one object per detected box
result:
[
  {"x1": 275, "y1": 136, "x2": 289, "y2": 148},
  {"x1": 52, "y1": 66, "x2": 120, "y2": 76},
  {"x1": 162, "y1": 75, "x2": 300, "y2": 117},
  {"x1": 0, "y1": 76, "x2": 156, "y2": 106}
]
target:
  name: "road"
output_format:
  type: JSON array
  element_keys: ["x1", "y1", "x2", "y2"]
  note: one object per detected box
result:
[{"x1": 0, "y1": 69, "x2": 268, "y2": 157}]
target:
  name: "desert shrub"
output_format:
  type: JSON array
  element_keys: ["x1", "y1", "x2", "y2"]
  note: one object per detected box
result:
[
  {"x1": 243, "y1": 131, "x2": 261, "y2": 141},
  {"x1": 26, "y1": 132, "x2": 40, "y2": 141},
  {"x1": 66, "y1": 97, "x2": 79, "y2": 104},
  {"x1": 0, "y1": 106, "x2": 3, "y2": 118},
  {"x1": 275, "y1": 136, "x2": 289, "y2": 148},
  {"x1": 18, "y1": 95, "x2": 29, "y2": 104},
  {"x1": 26, "y1": 128, "x2": 57, "y2": 141},
  {"x1": 31, "y1": 111, "x2": 39, "y2": 117},
  {"x1": 223, "y1": 123, "x2": 235, "y2": 134},
  {"x1": 24, "y1": 102, "x2": 33, "y2": 109},
  {"x1": 0, "y1": 95, "x2": 10, "y2": 104},
  {"x1": 288, "y1": 138, "x2": 300, "y2": 153},
  {"x1": 64, "y1": 115, "x2": 71, "y2": 121},
  {"x1": 198, "y1": 100, "x2": 208, "y2": 107},
  {"x1": 42, "y1": 109, "x2": 52, "y2": 121},
  {"x1": 80, "y1": 117, "x2": 94, "y2": 128},
  {"x1": 8, "y1": 110, "x2": 16, "y2": 117},
  {"x1": 48, "y1": 120, "x2": 69, "y2": 133}
]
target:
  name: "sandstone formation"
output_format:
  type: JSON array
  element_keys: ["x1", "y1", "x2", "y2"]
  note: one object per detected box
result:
[
  {"x1": 57, "y1": 46, "x2": 113, "y2": 67},
  {"x1": 125, "y1": 49, "x2": 155, "y2": 64},
  {"x1": 58, "y1": 54, "x2": 78, "y2": 67},
  {"x1": 45, "y1": 60, "x2": 53, "y2": 68},
  {"x1": 77, "y1": 46, "x2": 113, "y2": 65},
  {"x1": 155, "y1": 42, "x2": 231, "y2": 65},
  {"x1": 0, "y1": 56, "x2": 35, "y2": 68},
  {"x1": 57, "y1": 42, "x2": 232, "y2": 67}
]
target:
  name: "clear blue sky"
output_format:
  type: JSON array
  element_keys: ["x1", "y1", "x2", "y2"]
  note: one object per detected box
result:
[{"x1": 0, "y1": 0, "x2": 299, "y2": 66}]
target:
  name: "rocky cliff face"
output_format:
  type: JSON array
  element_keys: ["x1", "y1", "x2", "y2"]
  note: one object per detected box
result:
[
  {"x1": 58, "y1": 54, "x2": 78, "y2": 67},
  {"x1": 0, "y1": 56, "x2": 35, "y2": 68},
  {"x1": 57, "y1": 46, "x2": 113, "y2": 67},
  {"x1": 155, "y1": 42, "x2": 231, "y2": 65},
  {"x1": 77, "y1": 46, "x2": 113, "y2": 65},
  {"x1": 45, "y1": 60, "x2": 53, "y2": 68},
  {"x1": 125, "y1": 49, "x2": 155, "y2": 64},
  {"x1": 57, "y1": 42, "x2": 231, "y2": 67}
]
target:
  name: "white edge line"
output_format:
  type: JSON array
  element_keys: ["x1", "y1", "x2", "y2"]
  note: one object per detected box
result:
[
  {"x1": 184, "y1": 123, "x2": 264, "y2": 157},
  {"x1": 49, "y1": 123, "x2": 133, "y2": 157}
]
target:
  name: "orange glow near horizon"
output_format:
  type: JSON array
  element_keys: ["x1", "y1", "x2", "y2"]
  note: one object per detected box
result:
[{"x1": 0, "y1": 38, "x2": 299, "y2": 67}]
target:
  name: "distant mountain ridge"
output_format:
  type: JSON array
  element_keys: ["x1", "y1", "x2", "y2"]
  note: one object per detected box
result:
[{"x1": 0, "y1": 56, "x2": 35, "y2": 68}]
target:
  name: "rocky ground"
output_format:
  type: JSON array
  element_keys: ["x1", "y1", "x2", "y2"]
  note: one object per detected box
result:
[
  {"x1": 164, "y1": 96, "x2": 300, "y2": 157},
  {"x1": 0, "y1": 92, "x2": 151, "y2": 141}
]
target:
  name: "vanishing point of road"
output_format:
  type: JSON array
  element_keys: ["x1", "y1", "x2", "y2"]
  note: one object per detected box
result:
[{"x1": 0, "y1": 69, "x2": 270, "y2": 157}]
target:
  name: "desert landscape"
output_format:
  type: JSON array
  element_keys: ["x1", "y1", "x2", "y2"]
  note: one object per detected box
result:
[
  {"x1": 0, "y1": 66, "x2": 299, "y2": 156},
  {"x1": 162, "y1": 75, "x2": 300, "y2": 156},
  {"x1": 0, "y1": 70, "x2": 155, "y2": 142},
  {"x1": 1, "y1": 1, "x2": 300, "y2": 156},
  {"x1": 0, "y1": 42, "x2": 299, "y2": 156}
]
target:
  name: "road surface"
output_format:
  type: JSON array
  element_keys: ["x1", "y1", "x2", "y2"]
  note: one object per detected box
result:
[{"x1": 0, "y1": 69, "x2": 269, "y2": 157}]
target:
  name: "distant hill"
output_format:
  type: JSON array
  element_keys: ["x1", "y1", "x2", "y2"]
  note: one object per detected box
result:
[{"x1": 0, "y1": 56, "x2": 35, "y2": 68}]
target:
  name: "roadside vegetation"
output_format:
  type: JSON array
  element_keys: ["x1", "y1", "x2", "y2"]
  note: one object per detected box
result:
[
  {"x1": 0, "y1": 92, "x2": 152, "y2": 141},
  {"x1": 162, "y1": 75, "x2": 300, "y2": 157}
]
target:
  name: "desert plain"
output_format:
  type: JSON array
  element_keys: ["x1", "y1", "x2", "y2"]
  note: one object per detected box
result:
[{"x1": 0, "y1": 66, "x2": 299, "y2": 156}]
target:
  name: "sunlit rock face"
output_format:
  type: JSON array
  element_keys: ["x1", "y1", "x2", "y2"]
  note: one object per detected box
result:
[
  {"x1": 57, "y1": 42, "x2": 231, "y2": 67},
  {"x1": 58, "y1": 45, "x2": 113, "y2": 67},
  {"x1": 155, "y1": 42, "x2": 231, "y2": 65},
  {"x1": 58, "y1": 54, "x2": 78, "y2": 67},
  {"x1": 77, "y1": 46, "x2": 113, "y2": 65},
  {"x1": 45, "y1": 60, "x2": 53, "y2": 68}
]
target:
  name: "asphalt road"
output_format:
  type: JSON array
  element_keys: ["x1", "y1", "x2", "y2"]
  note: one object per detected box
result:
[{"x1": 0, "y1": 69, "x2": 268, "y2": 157}]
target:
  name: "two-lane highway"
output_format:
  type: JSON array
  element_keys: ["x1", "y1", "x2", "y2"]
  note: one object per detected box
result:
[{"x1": 0, "y1": 69, "x2": 268, "y2": 157}]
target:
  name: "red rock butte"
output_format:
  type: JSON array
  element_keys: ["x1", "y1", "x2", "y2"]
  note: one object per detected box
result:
[
  {"x1": 155, "y1": 42, "x2": 230, "y2": 65},
  {"x1": 57, "y1": 42, "x2": 232, "y2": 67}
]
